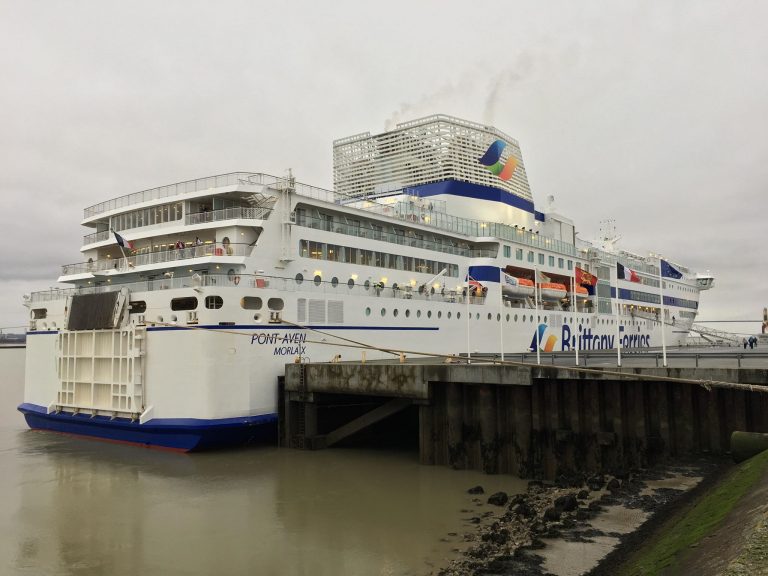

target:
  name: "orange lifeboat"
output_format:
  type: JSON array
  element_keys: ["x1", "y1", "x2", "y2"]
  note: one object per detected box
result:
[
  {"x1": 501, "y1": 276, "x2": 534, "y2": 298},
  {"x1": 539, "y1": 282, "x2": 568, "y2": 301}
]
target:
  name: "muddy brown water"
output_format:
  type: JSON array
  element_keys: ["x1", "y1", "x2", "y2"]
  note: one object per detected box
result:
[{"x1": 0, "y1": 348, "x2": 527, "y2": 576}]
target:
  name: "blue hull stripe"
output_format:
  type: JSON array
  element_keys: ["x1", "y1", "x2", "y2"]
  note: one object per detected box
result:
[
  {"x1": 18, "y1": 403, "x2": 277, "y2": 451},
  {"x1": 146, "y1": 325, "x2": 441, "y2": 332}
]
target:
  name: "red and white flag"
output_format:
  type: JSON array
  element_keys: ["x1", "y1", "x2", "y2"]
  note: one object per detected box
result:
[{"x1": 617, "y1": 263, "x2": 641, "y2": 283}]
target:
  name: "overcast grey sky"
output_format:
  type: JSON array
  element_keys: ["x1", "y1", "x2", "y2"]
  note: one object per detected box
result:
[{"x1": 1, "y1": 0, "x2": 766, "y2": 334}]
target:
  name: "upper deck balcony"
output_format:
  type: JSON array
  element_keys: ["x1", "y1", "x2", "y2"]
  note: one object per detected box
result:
[
  {"x1": 60, "y1": 241, "x2": 250, "y2": 281},
  {"x1": 82, "y1": 206, "x2": 275, "y2": 247}
]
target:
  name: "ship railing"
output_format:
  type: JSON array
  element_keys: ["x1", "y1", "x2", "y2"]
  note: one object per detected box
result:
[
  {"x1": 185, "y1": 206, "x2": 273, "y2": 226},
  {"x1": 83, "y1": 172, "x2": 275, "y2": 219},
  {"x1": 82, "y1": 207, "x2": 275, "y2": 247},
  {"x1": 61, "y1": 242, "x2": 251, "y2": 276}
]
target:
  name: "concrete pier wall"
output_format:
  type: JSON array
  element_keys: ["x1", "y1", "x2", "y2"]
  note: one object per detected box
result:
[{"x1": 283, "y1": 364, "x2": 768, "y2": 479}]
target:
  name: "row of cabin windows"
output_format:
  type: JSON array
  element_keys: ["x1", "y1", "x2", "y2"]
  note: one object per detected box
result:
[
  {"x1": 503, "y1": 245, "x2": 582, "y2": 271},
  {"x1": 128, "y1": 297, "x2": 284, "y2": 313},
  {"x1": 300, "y1": 239, "x2": 460, "y2": 277}
]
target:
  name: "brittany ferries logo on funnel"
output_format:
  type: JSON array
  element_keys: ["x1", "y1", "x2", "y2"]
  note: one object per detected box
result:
[
  {"x1": 478, "y1": 139, "x2": 518, "y2": 181},
  {"x1": 530, "y1": 324, "x2": 557, "y2": 352}
]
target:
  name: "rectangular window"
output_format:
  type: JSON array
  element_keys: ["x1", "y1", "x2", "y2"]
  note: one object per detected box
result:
[
  {"x1": 503, "y1": 245, "x2": 511, "y2": 258},
  {"x1": 538, "y1": 253, "x2": 545, "y2": 265},
  {"x1": 527, "y1": 251, "x2": 534, "y2": 263},
  {"x1": 567, "y1": 260, "x2": 573, "y2": 270},
  {"x1": 549, "y1": 255, "x2": 555, "y2": 266},
  {"x1": 516, "y1": 248, "x2": 523, "y2": 260}
]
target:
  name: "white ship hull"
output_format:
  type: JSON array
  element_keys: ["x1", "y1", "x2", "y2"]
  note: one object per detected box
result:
[{"x1": 19, "y1": 115, "x2": 710, "y2": 450}]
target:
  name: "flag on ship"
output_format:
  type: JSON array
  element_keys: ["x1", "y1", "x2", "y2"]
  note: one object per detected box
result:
[
  {"x1": 617, "y1": 263, "x2": 641, "y2": 283},
  {"x1": 575, "y1": 266, "x2": 597, "y2": 287},
  {"x1": 113, "y1": 230, "x2": 134, "y2": 250},
  {"x1": 660, "y1": 259, "x2": 683, "y2": 279},
  {"x1": 501, "y1": 271, "x2": 518, "y2": 287}
]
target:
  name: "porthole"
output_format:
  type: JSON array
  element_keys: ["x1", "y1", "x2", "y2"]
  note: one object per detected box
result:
[
  {"x1": 348, "y1": 278, "x2": 355, "y2": 289},
  {"x1": 364, "y1": 280, "x2": 371, "y2": 290},
  {"x1": 447, "y1": 311, "x2": 452, "y2": 319},
  {"x1": 497, "y1": 313, "x2": 501, "y2": 321},
  {"x1": 487, "y1": 313, "x2": 492, "y2": 320},
  {"x1": 331, "y1": 277, "x2": 339, "y2": 288},
  {"x1": 170, "y1": 315, "x2": 177, "y2": 322},
  {"x1": 381, "y1": 308, "x2": 386, "y2": 316},
  {"x1": 417, "y1": 310, "x2": 421, "y2": 318},
  {"x1": 295, "y1": 273, "x2": 304, "y2": 284},
  {"x1": 530, "y1": 315, "x2": 534, "y2": 322},
  {"x1": 365, "y1": 307, "x2": 371, "y2": 316},
  {"x1": 476, "y1": 313, "x2": 480, "y2": 320},
  {"x1": 392, "y1": 282, "x2": 399, "y2": 291},
  {"x1": 506, "y1": 314, "x2": 510, "y2": 321},
  {"x1": 427, "y1": 310, "x2": 432, "y2": 318},
  {"x1": 241, "y1": 297, "x2": 262, "y2": 310},
  {"x1": 267, "y1": 298, "x2": 284, "y2": 311},
  {"x1": 171, "y1": 297, "x2": 197, "y2": 311},
  {"x1": 314, "y1": 275, "x2": 322, "y2": 286},
  {"x1": 544, "y1": 316, "x2": 547, "y2": 323},
  {"x1": 438, "y1": 311, "x2": 442, "y2": 319},
  {"x1": 205, "y1": 295, "x2": 223, "y2": 309},
  {"x1": 457, "y1": 312, "x2": 461, "y2": 320},
  {"x1": 393, "y1": 309, "x2": 399, "y2": 317},
  {"x1": 514, "y1": 314, "x2": 518, "y2": 322},
  {"x1": 253, "y1": 313, "x2": 262, "y2": 322},
  {"x1": 405, "y1": 309, "x2": 411, "y2": 318}
]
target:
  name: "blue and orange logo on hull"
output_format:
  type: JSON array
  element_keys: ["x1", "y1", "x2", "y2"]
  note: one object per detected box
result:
[{"x1": 530, "y1": 323, "x2": 557, "y2": 352}]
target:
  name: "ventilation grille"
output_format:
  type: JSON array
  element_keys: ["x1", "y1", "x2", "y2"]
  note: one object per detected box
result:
[
  {"x1": 297, "y1": 298, "x2": 307, "y2": 323},
  {"x1": 327, "y1": 300, "x2": 343, "y2": 323},
  {"x1": 308, "y1": 300, "x2": 325, "y2": 323}
]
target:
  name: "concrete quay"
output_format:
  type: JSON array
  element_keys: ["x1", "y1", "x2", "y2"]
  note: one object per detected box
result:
[{"x1": 282, "y1": 354, "x2": 768, "y2": 480}]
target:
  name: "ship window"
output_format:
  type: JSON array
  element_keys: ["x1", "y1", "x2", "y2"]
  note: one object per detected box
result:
[
  {"x1": 381, "y1": 308, "x2": 386, "y2": 317},
  {"x1": 417, "y1": 310, "x2": 421, "y2": 318},
  {"x1": 497, "y1": 314, "x2": 501, "y2": 321},
  {"x1": 295, "y1": 273, "x2": 304, "y2": 285},
  {"x1": 514, "y1": 314, "x2": 518, "y2": 321},
  {"x1": 405, "y1": 309, "x2": 410, "y2": 318},
  {"x1": 331, "y1": 277, "x2": 339, "y2": 288},
  {"x1": 438, "y1": 311, "x2": 442, "y2": 319},
  {"x1": 205, "y1": 296, "x2": 223, "y2": 309},
  {"x1": 242, "y1": 297, "x2": 262, "y2": 310},
  {"x1": 129, "y1": 301, "x2": 146, "y2": 314},
  {"x1": 393, "y1": 309, "x2": 399, "y2": 317},
  {"x1": 549, "y1": 256, "x2": 555, "y2": 266},
  {"x1": 348, "y1": 278, "x2": 355, "y2": 289},
  {"x1": 516, "y1": 248, "x2": 523, "y2": 260},
  {"x1": 314, "y1": 275, "x2": 322, "y2": 286},
  {"x1": 567, "y1": 260, "x2": 573, "y2": 270},
  {"x1": 506, "y1": 314, "x2": 510, "y2": 321},
  {"x1": 31, "y1": 308, "x2": 47, "y2": 319},
  {"x1": 558, "y1": 258, "x2": 564, "y2": 268},
  {"x1": 447, "y1": 311, "x2": 452, "y2": 319},
  {"x1": 267, "y1": 298, "x2": 284, "y2": 311},
  {"x1": 488, "y1": 313, "x2": 492, "y2": 320},
  {"x1": 365, "y1": 307, "x2": 371, "y2": 316},
  {"x1": 427, "y1": 311, "x2": 432, "y2": 318},
  {"x1": 538, "y1": 254, "x2": 545, "y2": 265},
  {"x1": 503, "y1": 246, "x2": 511, "y2": 258},
  {"x1": 527, "y1": 251, "x2": 534, "y2": 263},
  {"x1": 457, "y1": 312, "x2": 461, "y2": 320},
  {"x1": 171, "y1": 297, "x2": 198, "y2": 311},
  {"x1": 364, "y1": 280, "x2": 371, "y2": 291}
]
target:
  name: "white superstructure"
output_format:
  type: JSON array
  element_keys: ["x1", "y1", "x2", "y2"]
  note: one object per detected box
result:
[{"x1": 19, "y1": 115, "x2": 713, "y2": 450}]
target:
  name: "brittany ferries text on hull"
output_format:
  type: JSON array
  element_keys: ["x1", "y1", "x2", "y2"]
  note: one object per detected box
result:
[{"x1": 19, "y1": 115, "x2": 715, "y2": 450}]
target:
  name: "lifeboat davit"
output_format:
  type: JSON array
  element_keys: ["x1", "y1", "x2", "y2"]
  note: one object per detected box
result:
[
  {"x1": 539, "y1": 282, "x2": 568, "y2": 301},
  {"x1": 502, "y1": 276, "x2": 534, "y2": 298}
]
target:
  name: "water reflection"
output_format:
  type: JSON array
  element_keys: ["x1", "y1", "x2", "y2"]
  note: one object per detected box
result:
[{"x1": 2, "y1": 349, "x2": 526, "y2": 575}]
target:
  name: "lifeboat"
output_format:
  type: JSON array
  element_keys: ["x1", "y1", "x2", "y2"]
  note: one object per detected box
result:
[
  {"x1": 502, "y1": 276, "x2": 534, "y2": 298},
  {"x1": 539, "y1": 282, "x2": 568, "y2": 301}
]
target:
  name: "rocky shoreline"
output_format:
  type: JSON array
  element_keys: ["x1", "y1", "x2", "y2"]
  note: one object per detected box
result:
[{"x1": 438, "y1": 459, "x2": 722, "y2": 576}]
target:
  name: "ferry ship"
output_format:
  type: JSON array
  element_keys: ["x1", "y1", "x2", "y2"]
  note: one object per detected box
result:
[{"x1": 19, "y1": 115, "x2": 715, "y2": 450}]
